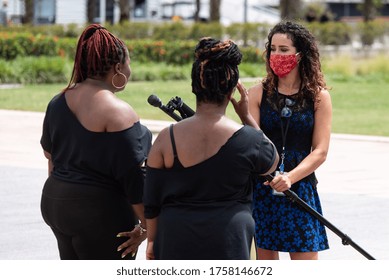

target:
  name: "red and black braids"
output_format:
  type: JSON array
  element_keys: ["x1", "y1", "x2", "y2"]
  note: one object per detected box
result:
[
  {"x1": 191, "y1": 37, "x2": 242, "y2": 105},
  {"x1": 65, "y1": 24, "x2": 127, "y2": 91}
]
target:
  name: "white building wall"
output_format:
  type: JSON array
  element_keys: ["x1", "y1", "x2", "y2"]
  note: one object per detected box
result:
[
  {"x1": 221, "y1": 0, "x2": 280, "y2": 25},
  {"x1": 159, "y1": 0, "x2": 280, "y2": 24},
  {"x1": 56, "y1": 0, "x2": 87, "y2": 25},
  {"x1": 1, "y1": 0, "x2": 24, "y2": 22}
]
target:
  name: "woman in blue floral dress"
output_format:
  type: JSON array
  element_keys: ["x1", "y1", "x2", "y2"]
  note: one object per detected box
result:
[{"x1": 234, "y1": 21, "x2": 332, "y2": 260}]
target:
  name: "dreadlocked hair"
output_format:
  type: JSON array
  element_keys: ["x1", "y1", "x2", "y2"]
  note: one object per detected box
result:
[
  {"x1": 65, "y1": 24, "x2": 127, "y2": 91},
  {"x1": 191, "y1": 37, "x2": 242, "y2": 105},
  {"x1": 262, "y1": 21, "x2": 329, "y2": 104}
]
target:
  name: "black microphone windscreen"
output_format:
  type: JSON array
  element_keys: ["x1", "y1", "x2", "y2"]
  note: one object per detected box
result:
[{"x1": 147, "y1": 94, "x2": 162, "y2": 107}]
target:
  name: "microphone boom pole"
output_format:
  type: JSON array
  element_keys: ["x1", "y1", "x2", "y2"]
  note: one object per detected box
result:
[{"x1": 264, "y1": 175, "x2": 376, "y2": 260}]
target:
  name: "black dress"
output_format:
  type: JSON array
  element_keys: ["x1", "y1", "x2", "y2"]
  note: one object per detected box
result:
[
  {"x1": 144, "y1": 125, "x2": 277, "y2": 260},
  {"x1": 40, "y1": 93, "x2": 152, "y2": 259}
]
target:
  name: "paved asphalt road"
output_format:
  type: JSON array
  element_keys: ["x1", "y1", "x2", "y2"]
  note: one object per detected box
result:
[{"x1": 1, "y1": 109, "x2": 388, "y2": 260}]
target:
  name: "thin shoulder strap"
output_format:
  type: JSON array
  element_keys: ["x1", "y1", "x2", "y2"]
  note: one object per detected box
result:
[{"x1": 169, "y1": 124, "x2": 178, "y2": 158}]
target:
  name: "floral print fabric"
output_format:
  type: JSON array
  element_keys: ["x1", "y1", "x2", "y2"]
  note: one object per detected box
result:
[
  {"x1": 253, "y1": 90, "x2": 329, "y2": 252},
  {"x1": 269, "y1": 54, "x2": 298, "y2": 78}
]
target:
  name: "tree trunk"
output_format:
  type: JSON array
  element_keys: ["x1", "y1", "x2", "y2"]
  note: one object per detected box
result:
[
  {"x1": 280, "y1": 0, "x2": 302, "y2": 21},
  {"x1": 361, "y1": 0, "x2": 379, "y2": 22},
  {"x1": 87, "y1": 0, "x2": 96, "y2": 23},
  {"x1": 209, "y1": 0, "x2": 221, "y2": 22},
  {"x1": 194, "y1": 0, "x2": 201, "y2": 22},
  {"x1": 23, "y1": 0, "x2": 34, "y2": 24},
  {"x1": 119, "y1": 0, "x2": 130, "y2": 23}
]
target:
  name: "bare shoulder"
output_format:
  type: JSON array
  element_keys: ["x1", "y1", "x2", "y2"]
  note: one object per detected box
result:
[
  {"x1": 248, "y1": 83, "x2": 264, "y2": 102},
  {"x1": 153, "y1": 126, "x2": 170, "y2": 145},
  {"x1": 147, "y1": 126, "x2": 170, "y2": 168},
  {"x1": 105, "y1": 95, "x2": 139, "y2": 132},
  {"x1": 249, "y1": 82, "x2": 263, "y2": 91},
  {"x1": 315, "y1": 88, "x2": 332, "y2": 111},
  {"x1": 319, "y1": 87, "x2": 331, "y2": 99},
  {"x1": 248, "y1": 82, "x2": 264, "y2": 93}
]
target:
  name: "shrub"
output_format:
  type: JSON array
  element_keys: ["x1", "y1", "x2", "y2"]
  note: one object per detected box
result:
[
  {"x1": 152, "y1": 22, "x2": 192, "y2": 40},
  {"x1": 13, "y1": 56, "x2": 70, "y2": 84},
  {"x1": 0, "y1": 32, "x2": 60, "y2": 60},
  {"x1": 225, "y1": 23, "x2": 271, "y2": 47},
  {"x1": 0, "y1": 33, "x2": 27, "y2": 60},
  {"x1": 0, "y1": 59, "x2": 16, "y2": 83},
  {"x1": 306, "y1": 21, "x2": 352, "y2": 45},
  {"x1": 189, "y1": 22, "x2": 224, "y2": 40},
  {"x1": 357, "y1": 20, "x2": 387, "y2": 46},
  {"x1": 106, "y1": 22, "x2": 153, "y2": 40},
  {"x1": 130, "y1": 62, "x2": 190, "y2": 81}
]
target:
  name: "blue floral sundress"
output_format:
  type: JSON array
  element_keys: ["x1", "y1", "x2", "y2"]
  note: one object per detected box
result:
[{"x1": 253, "y1": 89, "x2": 329, "y2": 252}]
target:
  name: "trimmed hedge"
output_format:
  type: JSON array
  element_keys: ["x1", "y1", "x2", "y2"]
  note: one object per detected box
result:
[
  {"x1": 1, "y1": 20, "x2": 388, "y2": 84},
  {"x1": 0, "y1": 56, "x2": 71, "y2": 84},
  {"x1": 0, "y1": 34, "x2": 264, "y2": 65}
]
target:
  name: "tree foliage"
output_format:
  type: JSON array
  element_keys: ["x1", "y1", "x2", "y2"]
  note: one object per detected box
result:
[{"x1": 358, "y1": 0, "x2": 384, "y2": 22}]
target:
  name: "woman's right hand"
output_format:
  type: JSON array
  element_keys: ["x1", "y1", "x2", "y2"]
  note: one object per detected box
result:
[
  {"x1": 265, "y1": 173, "x2": 291, "y2": 193},
  {"x1": 116, "y1": 225, "x2": 147, "y2": 259}
]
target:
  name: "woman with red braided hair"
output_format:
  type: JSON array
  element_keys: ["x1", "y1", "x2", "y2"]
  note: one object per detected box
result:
[
  {"x1": 40, "y1": 24, "x2": 152, "y2": 259},
  {"x1": 143, "y1": 37, "x2": 278, "y2": 260}
]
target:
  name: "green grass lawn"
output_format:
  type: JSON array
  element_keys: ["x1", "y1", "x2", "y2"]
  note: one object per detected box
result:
[{"x1": 1, "y1": 79, "x2": 388, "y2": 136}]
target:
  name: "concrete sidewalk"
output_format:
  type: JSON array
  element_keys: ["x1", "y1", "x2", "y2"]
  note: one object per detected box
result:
[{"x1": 0, "y1": 109, "x2": 388, "y2": 260}]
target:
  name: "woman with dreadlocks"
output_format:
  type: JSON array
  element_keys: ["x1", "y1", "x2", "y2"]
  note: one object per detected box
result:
[
  {"x1": 143, "y1": 37, "x2": 278, "y2": 260},
  {"x1": 40, "y1": 24, "x2": 152, "y2": 259},
  {"x1": 234, "y1": 21, "x2": 332, "y2": 260}
]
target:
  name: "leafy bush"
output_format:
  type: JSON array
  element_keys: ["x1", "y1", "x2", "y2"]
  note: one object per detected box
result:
[
  {"x1": 306, "y1": 21, "x2": 352, "y2": 45},
  {"x1": 225, "y1": 23, "x2": 271, "y2": 47},
  {"x1": 0, "y1": 32, "x2": 60, "y2": 60},
  {"x1": 0, "y1": 59, "x2": 16, "y2": 83},
  {"x1": 0, "y1": 22, "x2": 388, "y2": 84},
  {"x1": 130, "y1": 62, "x2": 190, "y2": 81},
  {"x1": 0, "y1": 33, "x2": 27, "y2": 60},
  {"x1": 152, "y1": 22, "x2": 192, "y2": 40},
  {"x1": 357, "y1": 20, "x2": 387, "y2": 46},
  {"x1": 107, "y1": 22, "x2": 154, "y2": 40},
  {"x1": 189, "y1": 22, "x2": 224, "y2": 40},
  {"x1": 12, "y1": 56, "x2": 70, "y2": 84}
]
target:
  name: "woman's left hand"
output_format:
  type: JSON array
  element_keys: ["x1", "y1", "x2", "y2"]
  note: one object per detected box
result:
[
  {"x1": 230, "y1": 80, "x2": 250, "y2": 121},
  {"x1": 116, "y1": 225, "x2": 147, "y2": 259}
]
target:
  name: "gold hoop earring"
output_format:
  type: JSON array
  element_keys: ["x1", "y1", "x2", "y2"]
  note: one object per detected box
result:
[{"x1": 112, "y1": 72, "x2": 127, "y2": 90}]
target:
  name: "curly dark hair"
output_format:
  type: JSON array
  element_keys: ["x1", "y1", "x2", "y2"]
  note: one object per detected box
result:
[
  {"x1": 263, "y1": 21, "x2": 328, "y2": 103},
  {"x1": 65, "y1": 24, "x2": 128, "y2": 91},
  {"x1": 191, "y1": 37, "x2": 242, "y2": 105}
]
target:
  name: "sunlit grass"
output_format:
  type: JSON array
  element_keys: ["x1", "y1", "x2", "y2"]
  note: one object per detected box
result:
[
  {"x1": 1, "y1": 77, "x2": 388, "y2": 136},
  {"x1": 322, "y1": 54, "x2": 389, "y2": 83}
]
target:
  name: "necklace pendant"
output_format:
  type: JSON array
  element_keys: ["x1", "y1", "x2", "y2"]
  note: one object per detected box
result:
[{"x1": 279, "y1": 163, "x2": 284, "y2": 174}]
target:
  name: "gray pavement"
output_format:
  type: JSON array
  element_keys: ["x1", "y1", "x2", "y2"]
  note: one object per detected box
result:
[{"x1": 0, "y1": 109, "x2": 388, "y2": 260}]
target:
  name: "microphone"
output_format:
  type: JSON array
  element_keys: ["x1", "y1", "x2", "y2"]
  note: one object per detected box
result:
[
  {"x1": 147, "y1": 94, "x2": 182, "y2": 122},
  {"x1": 167, "y1": 96, "x2": 195, "y2": 119}
]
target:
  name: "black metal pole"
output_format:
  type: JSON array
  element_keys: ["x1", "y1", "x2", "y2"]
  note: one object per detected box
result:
[
  {"x1": 263, "y1": 174, "x2": 375, "y2": 260},
  {"x1": 283, "y1": 189, "x2": 375, "y2": 260}
]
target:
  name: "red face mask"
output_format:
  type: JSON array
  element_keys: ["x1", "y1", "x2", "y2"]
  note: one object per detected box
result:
[{"x1": 269, "y1": 53, "x2": 299, "y2": 78}]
